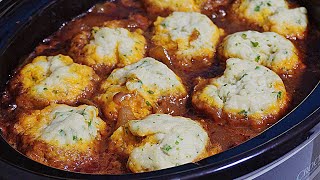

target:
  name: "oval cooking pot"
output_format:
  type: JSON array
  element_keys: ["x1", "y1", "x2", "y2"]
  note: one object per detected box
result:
[{"x1": 0, "y1": 0, "x2": 320, "y2": 179}]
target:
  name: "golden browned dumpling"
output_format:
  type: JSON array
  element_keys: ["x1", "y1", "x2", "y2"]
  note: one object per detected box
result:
[
  {"x1": 69, "y1": 21, "x2": 146, "y2": 74},
  {"x1": 218, "y1": 31, "x2": 301, "y2": 74},
  {"x1": 192, "y1": 58, "x2": 288, "y2": 128},
  {"x1": 151, "y1": 12, "x2": 222, "y2": 70},
  {"x1": 95, "y1": 57, "x2": 187, "y2": 124},
  {"x1": 14, "y1": 54, "x2": 98, "y2": 108},
  {"x1": 142, "y1": 0, "x2": 206, "y2": 14},
  {"x1": 111, "y1": 114, "x2": 221, "y2": 173},
  {"x1": 13, "y1": 104, "x2": 108, "y2": 170},
  {"x1": 232, "y1": 0, "x2": 308, "y2": 39}
]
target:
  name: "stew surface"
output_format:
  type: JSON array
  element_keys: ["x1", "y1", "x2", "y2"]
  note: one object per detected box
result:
[{"x1": 0, "y1": 0, "x2": 320, "y2": 174}]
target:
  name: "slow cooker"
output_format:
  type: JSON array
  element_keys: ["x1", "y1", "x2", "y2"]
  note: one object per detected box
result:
[{"x1": 0, "y1": 0, "x2": 320, "y2": 179}]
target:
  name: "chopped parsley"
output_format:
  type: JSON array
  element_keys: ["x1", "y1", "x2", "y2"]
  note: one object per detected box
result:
[
  {"x1": 88, "y1": 120, "x2": 92, "y2": 127},
  {"x1": 146, "y1": 101, "x2": 151, "y2": 106},
  {"x1": 43, "y1": 87, "x2": 48, "y2": 90},
  {"x1": 267, "y1": 2, "x2": 272, "y2": 6},
  {"x1": 73, "y1": 135, "x2": 78, "y2": 141},
  {"x1": 80, "y1": 109, "x2": 86, "y2": 116},
  {"x1": 254, "y1": 5, "x2": 261, "y2": 12},
  {"x1": 273, "y1": 91, "x2": 282, "y2": 99},
  {"x1": 255, "y1": 66, "x2": 260, "y2": 70},
  {"x1": 147, "y1": 90, "x2": 154, "y2": 94},
  {"x1": 241, "y1": 33, "x2": 247, "y2": 39},
  {"x1": 175, "y1": 140, "x2": 180, "y2": 145},
  {"x1": 251, "y1": 41, "x2": 259, "y2": 47},
  {"x1": 161, "y1": 144, "x2": 172, "y2": 152},
  {"x1": 238, "y1": 110, "x2": 248, "y2": 117},
  {"x1": 59, "y1": 129, "x2": 66, "y2": 136},
  {"x1": 297, "y1": 19, "x2": 302, "y2": 24},
  {"x1": 239, "y1": 73, "x2": 248, "y2": 80},
  {"x1": 255, "y1": 55, "x2": 261, "y2": 62},
  {"x1": 177, "y1": 135, "x2": 183, "y2": 141}
]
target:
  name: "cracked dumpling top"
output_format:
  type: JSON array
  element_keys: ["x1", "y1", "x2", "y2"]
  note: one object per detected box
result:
[
  {"x1": 13, "y1": 104, "x2": 107, "y2": 169},
  {"x1": 151, "y1": 12, "x2": 221, "y2": 70},
  {"x1": 69, "y1": 22, "x2": 146, "y2": 74},
  {"x1": 219, "y1": 31, "x2": 301, "y2": 74},
  {"x1": 232, "y1": 0, "x2": 308, "y2": 39},
  {"x1": 95, "y1": 57, "x2": 187, "y2": 122},
  {"x1": 192, "y1": 58, "x2": 288, "y2": 128},
  {"x1": 15, "y1": 54, "x2": 98, "y2": 108},
  {"x1": 110, "y1": 114, "x2": 220, "y2": 173}
]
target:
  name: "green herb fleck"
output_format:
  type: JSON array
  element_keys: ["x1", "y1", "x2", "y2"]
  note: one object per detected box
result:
[
  {"x1": 254, "y1": 5, "x2": 261, "y2": 12},
  {"x1": 146, "y1": 101, "x2": 151, "y2": 106},
  {"x1": 239, "y1": 73, "x2": 248, "y2": 80},
  {"x1": 80, "y1": 110, "x2": 86, "y2": 116},
  {"x1": 275, "y1": 91, "x2": 282, "y2": 99},
  {"x1": 175, "y1": 140, "x2": 180, "y2": 145},
  {"x1": 73, "y1": 135, "x2": 78, "y2": 141},
  {"x1": 267, "y1": 2, "x2": 271, "y2": 6},
  {"x1": 241, "y1": 33, "x2": 247, "y2": 39},
  {"x1": 43, "y1": 87, "x2": 48, "y2": 90},
  {"x1": 297, "y1": 19, "x2": 302, "y2": 24},
  {"x1": 88, "y1": 120, "x2": 92, "y2": 127},
  {"x1": 251, "y1": 41, "x2": 259, "y2": 47},
  {"x1": 59, "y1": 129, "x2": 66, "y2": 136},
  {"x1": 161, "y1": 144, "x2": 172, "y2": 152},
  {"x1": 52, "y1": 90, "x2": 58, "y2": 94},
  {"x1": 255, "y1": 55, "x2": 261, "y2": 62},
  {"x1": 147, "y1": 90, "x2": 154, "y2": 94},
  {"x1": 177, "y1": 135, "x2": 183, "y2": 141},
  {"x1": 255, "y1": 66, "x2": 260, "y2": 70},
  {"x1": 238, "y1": 110, "x2": 248, "y2": 117}
]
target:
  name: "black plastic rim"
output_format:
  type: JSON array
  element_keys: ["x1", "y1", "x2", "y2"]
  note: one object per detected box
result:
[{"x1": 0, "y1": 0, "x2": 320, "y2": 179}]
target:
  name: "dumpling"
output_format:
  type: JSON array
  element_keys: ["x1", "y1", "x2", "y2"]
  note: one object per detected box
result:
[
  {"x1": 13, "y1": 104, "x2": 107, "y2": 170},
  {"x1": 151, "y1": 12, "x2": 222, "y2": 70},
  {"x1": 192, "y1": 58, "x2": 288, "y2": 128},
  {"x1": 14, "y1": 54, "x2": 98, "y2": 108},
  {"x1": 110, "y1": 114, "x2": 221, "y2": 172},
  {"x1": 219, "y1": 31, "x2": 301, "y2": 74},
  {"x1": 95, "y1": 57, "x2": 187, "y2": 124}
]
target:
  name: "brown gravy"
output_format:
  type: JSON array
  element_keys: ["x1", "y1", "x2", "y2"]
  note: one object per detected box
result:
[{"x1": 1, "y1": 0, "x2": 320, "y2": 174}]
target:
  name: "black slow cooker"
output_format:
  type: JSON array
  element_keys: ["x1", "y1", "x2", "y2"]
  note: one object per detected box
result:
[{"x1": 0, "y1": 0, "x2": 320, "y2": 179}]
